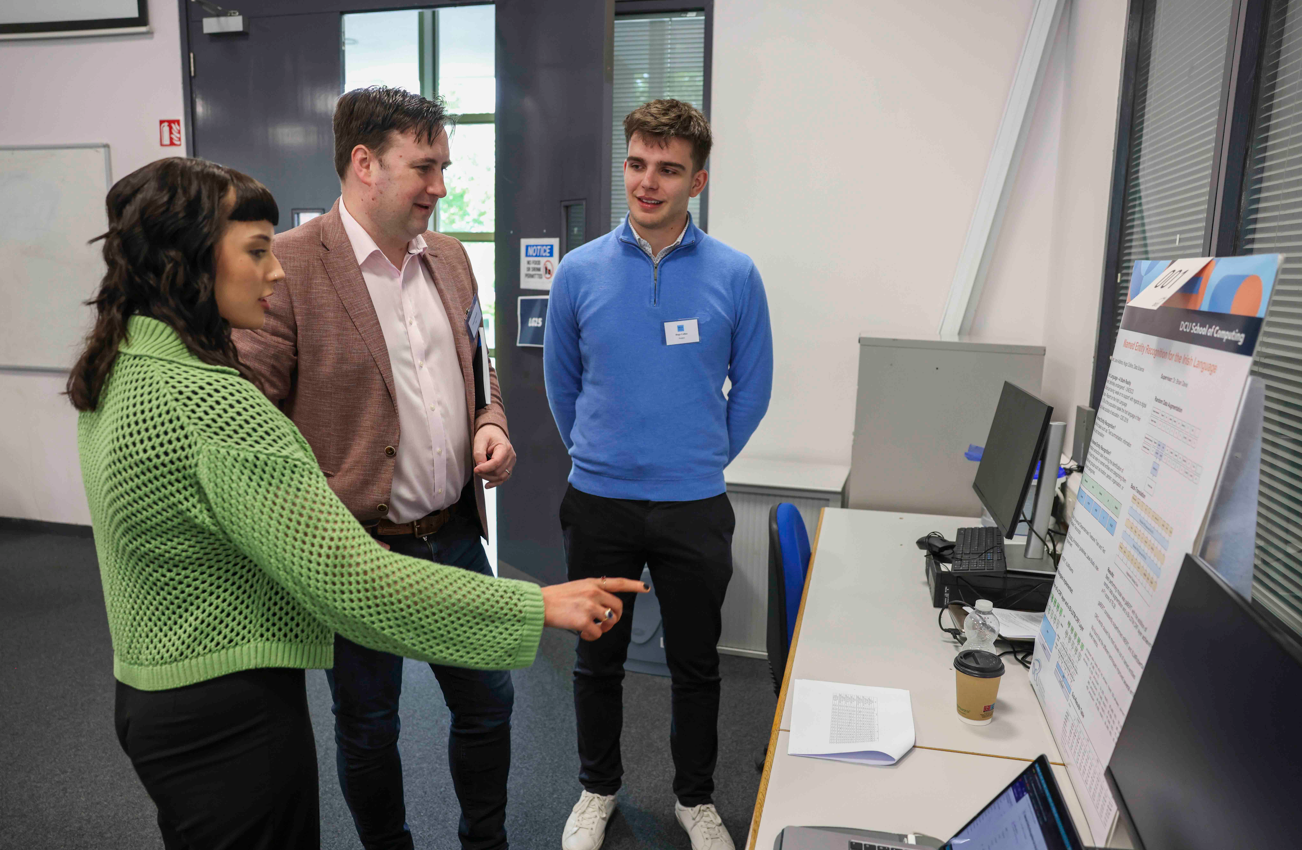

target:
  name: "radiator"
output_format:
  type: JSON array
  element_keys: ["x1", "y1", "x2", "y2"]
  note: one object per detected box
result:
[{"x1": 720, "y1": 460, "x2": 848, "y2": 657}]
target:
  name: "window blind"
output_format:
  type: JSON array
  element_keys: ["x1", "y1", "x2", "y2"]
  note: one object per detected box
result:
[
  {"x1": 1113, "y1": 0, "x2": 1236, "y2": 340},
  {"x1": 1236, "y1": 0, "x2": 1302, "y2": 636},
  {"x1": 610, "y1": 12, "x2": 706, "y2": 232}
]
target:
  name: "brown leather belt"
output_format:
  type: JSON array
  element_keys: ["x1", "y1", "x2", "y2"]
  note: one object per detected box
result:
[{"x1": 368, "y1": 507, "x2": 454, "y2": 538}]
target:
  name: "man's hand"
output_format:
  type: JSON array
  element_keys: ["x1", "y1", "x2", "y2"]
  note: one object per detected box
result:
[{"x1": 473, "y1": 424, "x2": 516, "y2": 488}]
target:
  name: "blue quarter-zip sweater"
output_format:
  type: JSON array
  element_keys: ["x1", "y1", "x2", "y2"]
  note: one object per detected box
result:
[{"x1": 544, "y1": 215, "x2": 773, "y2": 501}]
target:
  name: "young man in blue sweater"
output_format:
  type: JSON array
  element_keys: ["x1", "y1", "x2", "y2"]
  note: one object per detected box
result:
[{"x1": 544, "y1": 100, "x2": 773, "y2": 850}]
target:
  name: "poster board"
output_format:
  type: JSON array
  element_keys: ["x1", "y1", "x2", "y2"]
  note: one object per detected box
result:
[
  {"x1": 1030, "y1": 254, "x2": 1281, "y2": 840},
  {"x1": 0, "y1": 144, "x2": 110, "y2": 370}
]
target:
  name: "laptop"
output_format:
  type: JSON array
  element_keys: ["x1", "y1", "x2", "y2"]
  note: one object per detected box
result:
[{"x1": 774, "y1": 754, "x2": 1088, "y2": 850}]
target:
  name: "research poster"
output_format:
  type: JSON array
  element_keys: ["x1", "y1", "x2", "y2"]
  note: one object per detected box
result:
[{"x1": 1030, "y1": 254, "x2": 1280, "y2": 841}]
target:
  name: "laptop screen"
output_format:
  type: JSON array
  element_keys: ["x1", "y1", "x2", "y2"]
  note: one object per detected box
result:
[{"x1": 945, "y1": 756, "x2": 1083, "y2": 850}]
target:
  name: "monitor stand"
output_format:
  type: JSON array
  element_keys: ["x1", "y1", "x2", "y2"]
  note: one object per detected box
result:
[{"x1": 1007, "y1": 420, "x2": 1066, "y2": 576}]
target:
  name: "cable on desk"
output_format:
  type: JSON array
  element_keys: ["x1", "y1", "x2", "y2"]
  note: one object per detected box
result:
[
  {"x1": 999, "y1": 646, "x2": 1033, "y2": 669},
  {"x1": 938, "y1": 606, "x2": 964, "y2": 641}
]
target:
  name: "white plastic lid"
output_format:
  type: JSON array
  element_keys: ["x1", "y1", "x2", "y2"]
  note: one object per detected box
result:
[{"x1": 975, "y1": 599, "x2": 994, "y2": 613}]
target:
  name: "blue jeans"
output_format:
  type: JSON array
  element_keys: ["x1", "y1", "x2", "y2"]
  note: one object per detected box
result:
[{"x1": 326, "y1": 517, "x2": 514, "y2": 850}]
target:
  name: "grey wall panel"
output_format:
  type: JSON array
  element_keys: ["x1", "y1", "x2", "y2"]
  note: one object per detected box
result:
[
  {"x1": 495, "y1": 0, "x2": 614, "y2": 584},
  {"x1": 846, "y1": 337, "x2": 1045, "y2": 518}
]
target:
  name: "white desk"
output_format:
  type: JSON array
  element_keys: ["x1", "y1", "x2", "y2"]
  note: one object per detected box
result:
[{"x1": 747, "y1": 509, "x2": 1094, "y2": 850}]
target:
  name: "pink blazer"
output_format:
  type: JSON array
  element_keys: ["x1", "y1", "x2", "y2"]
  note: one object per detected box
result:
[{"x1": 232, "y1": 200, "x2": 507, "y2": 537}]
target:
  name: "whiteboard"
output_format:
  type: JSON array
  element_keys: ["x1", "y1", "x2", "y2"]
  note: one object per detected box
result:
[{"x1": 0, "y1": 145, "x2": 110, "y2": 370}]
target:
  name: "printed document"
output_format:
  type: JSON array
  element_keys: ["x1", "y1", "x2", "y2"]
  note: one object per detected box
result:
[{"x1": 788, "y1": 679, "x2": 914, "y2": 766}]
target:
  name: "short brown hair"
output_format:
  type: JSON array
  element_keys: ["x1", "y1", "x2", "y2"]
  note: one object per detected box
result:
[
  {"x1": 333, "y1": 86, "x2": 449, "y2": 180},
  {"x1": 623, "y1": 99, "x2": 712, "y2": 172}
]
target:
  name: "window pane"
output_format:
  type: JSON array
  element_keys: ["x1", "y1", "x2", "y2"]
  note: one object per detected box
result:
[
  {"x1": 438, "y1": 4, "x2": 496, "y2": 114},
  {"x1": 343, "y1": 10, "x2": 422, "y2": 93},
  {"x1": 611, "y1": 12, "x2": 706, "y2": 232},
  {"x1": 1113, "y1": 0, "x2": 1236, "y2": 338},
  {"x1": 461, "y1": 240, "x2": 496, "y2": 349},
  {"x1": 440, "y1": 122, "x2": 495, "y2": 233},
  {"x1": 1236, "y1": 0, "x2": 1302, "y2": 637}
]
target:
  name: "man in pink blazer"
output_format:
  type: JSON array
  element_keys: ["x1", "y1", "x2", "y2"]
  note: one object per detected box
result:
[{"x1": 234, "y1": 87, "x2": 518, "y2": 850}]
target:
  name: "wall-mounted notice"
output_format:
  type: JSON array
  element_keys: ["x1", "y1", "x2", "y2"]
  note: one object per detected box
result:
[
  {"x1": 520, "y1": 237, "x2": 559, "y2": 291},
  {"x1": 1030, "y1": 254, "x2": 1281, "y2": 841}
]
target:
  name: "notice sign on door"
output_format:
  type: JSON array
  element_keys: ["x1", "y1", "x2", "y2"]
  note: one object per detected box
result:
[{"x1": 520, "y1": 238, "x2": 559, "y2": 291}]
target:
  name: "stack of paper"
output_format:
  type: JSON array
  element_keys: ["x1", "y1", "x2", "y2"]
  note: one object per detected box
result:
[{"x1": 787, "y1": 679, "x2": 914, "y2": 766}]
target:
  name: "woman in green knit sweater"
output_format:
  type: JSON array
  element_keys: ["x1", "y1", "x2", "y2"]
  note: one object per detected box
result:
[{"x1": 69, "y1": 157, "x2": 644, "y2": 850}]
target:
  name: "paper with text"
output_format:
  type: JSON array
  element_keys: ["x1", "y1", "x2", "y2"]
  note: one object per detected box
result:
[{"x1": 788, "y1": 679, "x2": 914, "y2": 766}]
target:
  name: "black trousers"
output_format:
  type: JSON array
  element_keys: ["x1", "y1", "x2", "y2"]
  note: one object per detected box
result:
[
  {"x1": 114, "y1": 667, "x2": 319, "y2": 850},
  {"x1": 560, "y1": 484, "x2": 734, "y2": 806}
]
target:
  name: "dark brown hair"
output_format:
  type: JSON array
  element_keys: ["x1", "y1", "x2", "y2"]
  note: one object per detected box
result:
[
  {"x1": 623, "y1": 99, "x2": 713, "y2": 172},
  {"x1": 333, "y1": 86, "x2": 450, "y2": 179},
  {"x1": 66, "y1": 157, "x2": 279, "y2": 412}
]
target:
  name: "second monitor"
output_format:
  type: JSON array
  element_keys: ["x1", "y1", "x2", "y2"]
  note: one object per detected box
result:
[{"x1": 950, "y1": 381, "x2": 1062, "y2": 575}]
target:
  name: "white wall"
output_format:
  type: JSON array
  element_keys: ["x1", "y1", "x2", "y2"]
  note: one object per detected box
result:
[
  {"x1": 974, "y1": 0, "x2": 1130, "y2": 447},
  {"x1": 710, "y1": 0, "x2": 1129, "y2": 467},
  {"x1": 0, "y1": 0, "x2": 185, "y2": 524}
]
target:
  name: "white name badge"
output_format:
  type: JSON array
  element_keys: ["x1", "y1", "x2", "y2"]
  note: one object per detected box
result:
[{"x1": 664, "y1": 318, "x2": 700, "y2": 345}]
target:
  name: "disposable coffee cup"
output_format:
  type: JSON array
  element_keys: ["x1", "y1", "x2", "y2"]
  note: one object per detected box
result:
[{"x1": 954, "y1": 649, "x2": 1005, "y2": 726}]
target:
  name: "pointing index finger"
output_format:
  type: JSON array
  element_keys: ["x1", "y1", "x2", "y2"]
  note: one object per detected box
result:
[{"x1": 601, "y1": 578, "x2": 650, "y2": 594}]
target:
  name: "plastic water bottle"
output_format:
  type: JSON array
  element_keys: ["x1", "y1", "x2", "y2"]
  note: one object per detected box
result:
[{"x1": 963, "y1": 600, "x2": 1000, "y2": 655}]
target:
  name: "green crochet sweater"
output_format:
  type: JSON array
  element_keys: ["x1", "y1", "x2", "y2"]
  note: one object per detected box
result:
[{"x1": 78, "y1": 316, "x2": 544, "y2": 691}]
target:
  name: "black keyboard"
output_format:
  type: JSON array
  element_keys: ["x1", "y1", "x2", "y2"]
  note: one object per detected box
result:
[
  {"x1": 949, "y1": 525, "x2": 1006, "y2": 574},
  {"x1": 848, "y1": 842, "x2": 902, "y2": 850}
]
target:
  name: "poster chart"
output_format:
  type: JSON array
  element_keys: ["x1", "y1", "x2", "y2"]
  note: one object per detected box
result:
[{"x1": 1030, "y1": 254, "x2": 1280, "y2": 841}]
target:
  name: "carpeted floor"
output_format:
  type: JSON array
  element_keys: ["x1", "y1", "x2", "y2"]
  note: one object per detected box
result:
[{"x1": 0, "y1": 525, "x2": 775, "y2": 849}]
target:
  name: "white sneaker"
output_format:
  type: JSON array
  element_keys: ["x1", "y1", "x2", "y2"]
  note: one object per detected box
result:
[
  {"x1": 562, "y1": 790, "x2": 618, "y2": 850},
  {"x1": 675, "y1": 801, "x2": 735, "y2": 850}
]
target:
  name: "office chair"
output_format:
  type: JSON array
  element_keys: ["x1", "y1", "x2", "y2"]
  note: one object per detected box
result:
[
  {"x1": 757, "y1": 503, "x2": 813, "y2": 773},
  {"x1": 766, "y1": 503, "x2": 812, "y2": 697}
]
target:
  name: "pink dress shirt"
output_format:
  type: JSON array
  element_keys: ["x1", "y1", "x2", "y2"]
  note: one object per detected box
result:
[{"x1": 339, "y1": 199, "x2": 470, "y2": 522}]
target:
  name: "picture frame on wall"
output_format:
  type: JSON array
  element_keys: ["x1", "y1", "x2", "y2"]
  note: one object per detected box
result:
[{"x1": 0, "y1": 0, "x2": 149, "y2": 40}]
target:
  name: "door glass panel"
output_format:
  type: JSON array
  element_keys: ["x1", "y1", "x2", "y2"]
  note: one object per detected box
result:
[
  {"x1": 441, "y1": 122, "x2": 495, "y2": 234},
  {"x1": 439, "y1": 4, "x2": 496, "y2": 114},
  {"x1": 343, "y1": 10, "x2": 422, "y2": 93}
]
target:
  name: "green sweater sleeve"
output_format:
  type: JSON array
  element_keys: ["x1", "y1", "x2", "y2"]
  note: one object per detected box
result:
[{"x1": 196, "y1": 442, "x2": 544, "y2": 670}]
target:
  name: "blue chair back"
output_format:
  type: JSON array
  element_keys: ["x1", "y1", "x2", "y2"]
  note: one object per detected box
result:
[
  {"x1": 775, "y1": 504, "x2": 812, "y2": 641},
  {"x1": 766, "y1": 503, "x2": 812, "y2": 696}
]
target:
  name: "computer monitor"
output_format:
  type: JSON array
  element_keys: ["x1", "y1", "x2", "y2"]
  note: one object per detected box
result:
[
  {"x1": 972, "y1": 382, "x2": 1052, "y2": 540},
  {"x1": 1105, "y1": 554, "x2": 1302, "y2": 850}
]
